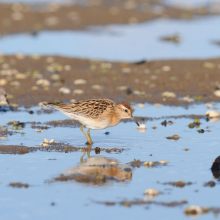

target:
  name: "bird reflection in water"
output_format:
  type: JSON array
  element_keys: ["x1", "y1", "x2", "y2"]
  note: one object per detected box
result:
[{"x1": 51, "y1": 147, "x2": 132, "y2": 185}]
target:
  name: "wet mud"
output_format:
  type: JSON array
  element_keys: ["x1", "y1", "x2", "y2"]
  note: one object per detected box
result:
[
  {"x1": 1, "y1": 55, "x2": 220, "y2": 108},
  {"x1": 0, "y1": 143, "x2": 127, "y2": 154}
]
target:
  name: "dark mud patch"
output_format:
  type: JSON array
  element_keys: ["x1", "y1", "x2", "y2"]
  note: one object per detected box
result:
[
  {"x1": 158, "y1": 180, "x2": 194, "y2": 188},
  {"x1": 9, "y1": 182, "x2": 29, "y2": 188},
  {"x1": 96, "y1": 199, "x2": 187, "y2": 208},
  {"x1": 1, "y1": 55, "x2": 220, "y2": 108},
  {"x1": 0, "y1": 143, "x2": 127, "y2": 154},
  {"x1": 0, "y1": 2, "x2": 218, "y2": 36}
]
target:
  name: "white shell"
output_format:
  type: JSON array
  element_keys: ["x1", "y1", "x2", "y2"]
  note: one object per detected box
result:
[
  {"x1": 159, "y1": 160, "x2": 168, "y2": 164},
  {"x1": 74, "y1": 79, "x2": 87, "y2": 85},
  {"x1": 59, "y1": 87, "x2": 71, "y2": 94},
  {"x1": 138, "y1": 124, "x2": 146, "y2": 129},
  {"x1": 43, "y1": 138, "x2": 49, "y2": 143},
  {"x1": 49, "y1": 138, "x2": 55, "y2": 143},
  {"x1": 162, "y1": 91, "x2": 176, "y2": 98},
  {"x1": 205, "y1": 110, "x2": 220, "y2": 118},
  {"x1": 214, "y1": 90, "x2": 220, "y2": 97}
]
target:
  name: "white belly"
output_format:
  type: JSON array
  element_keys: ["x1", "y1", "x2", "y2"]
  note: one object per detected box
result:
[
  {"x1": 61, "y1": 110, "x2": 111, "y2": 130},
  {"x1": 82, "y1": 118, "x2": 111, "y2": 130}
]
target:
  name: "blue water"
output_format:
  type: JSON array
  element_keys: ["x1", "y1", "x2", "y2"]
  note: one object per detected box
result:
[
  {"x1": 0, "y1": 104, "x2": 219, "y2": 219},
  {"x1": 0, "y1": 16, "x2": 220, "y2": 61}
]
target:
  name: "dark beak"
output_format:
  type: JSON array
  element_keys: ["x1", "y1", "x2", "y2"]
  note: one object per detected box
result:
[{"x1": 131, "y1": 116, "x2": 139, "y2": 126}]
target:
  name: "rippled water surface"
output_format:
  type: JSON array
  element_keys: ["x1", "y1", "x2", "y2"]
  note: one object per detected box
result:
[{"x1": 0, "y1": 104, "x2": 220, "y2": 219}]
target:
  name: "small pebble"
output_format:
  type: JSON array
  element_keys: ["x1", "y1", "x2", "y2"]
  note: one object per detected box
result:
[
  {"x1": 154, "y1": 103, "x2": 162, "y2": 108},
  {"x1": 144, "y1": 189, "x2": 159, "y2": 198},
  {"x1": 185, "y1": 206, "x2": 202, "y2": 217},
  {"x1": 74, "y1": 79, "x2": 87, "y2": 85},
  {"x1": 137, "y1": 103, "x2": 145, "y2": 108},
  {"x1": 198, "y1": 129, "x2": 205, "y2": 133},
  {"x1": 162, "y1": 91, "x2": 176, "y2": 98},
  {"x1": 138, "y1": 124, "x2": 146, "y2": 132},
  {"x1": 159, "y1": 160, "x2": 168, "y2": 164},
  {"x1": 59, "y1": 87, "x2": 71, "y2": 94},
  {"x1": 43, "y1": 138, "x2": 49, "y2": 143},
  {"x1": 73, "y1": 89, "x2": 84, "y2": 95},
  {"x1": 213, "y1": 90, "x2": 220, "y2": 97},
  {"x1": 49, "y1": 138, "x2": 55, "y2": 143}
]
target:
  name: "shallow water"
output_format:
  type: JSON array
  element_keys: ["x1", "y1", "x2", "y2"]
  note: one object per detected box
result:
[
  {"x1": 0, "y1": 103, "x2": 220, "y2": 219},
  {"x1": 1, "y1": 16, "x2": 220, "y2": 61}
]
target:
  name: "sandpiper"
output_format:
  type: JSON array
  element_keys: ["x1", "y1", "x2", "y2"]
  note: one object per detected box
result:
[{"x1": 43, "y1": 99, "x2": 139, "y2": 144}]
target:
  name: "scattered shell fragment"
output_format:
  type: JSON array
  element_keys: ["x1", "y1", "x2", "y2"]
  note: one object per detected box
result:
[
  {"x1": 162, "y1": 91, "x2": 176, "y2": 98},
  {"x1": 144, "y1": 189, "x2": 159, "y2": 198},
  {"x1": 137, "y1": 103, "x2": 145, "y2": 108},
  {"x1": 183, "y1": 96, "x2": 194, "y2": 102},
  {"x1": 40, "y1": 143, "x2": 48, "y2": 147},
  {"x1": 59, "y1": 87, "x2": 71, "y2": 94},
  {"x1": 202, "y1": 62, "x2": 215, "y2": 69},
  {"x1": 51, "y1": 74, "x2": 60, "y2": 80},
  {"x1": 133, "y1": 90, "x2": 141, "y2": 95},
  {"x1": 36, "y1": 79, "x2": 50, "y2": 87},
  {"x1": 45, "y1": 16, "x2": 59, "y2": 26},
  {"x1": 122, "y1": 67, "x2": 131, "y2": 73},
  {"x1": 185, "y1": 206, "x2": 202, "y2": 217},
  {"x1": 73, "y1": 89, "x2": 84, "y2": 95},
  {"x1": 49, "y1": 138, "x2": 55, "y2": 143},
  {"x1": 91, "y1": 85, "x2": 103, "y2": 90},
  {"x1": 159, "y1": 160, "x2": 168, "y2": 164},
  {"x1": 205, "y1": 103, "x2": 213, "y2": 108},
  {"x1": 0, "y1": 79, "x2": 7, "y2": 86},
  {"x1": 138, "y1": 124, "x2": 146, "y2": 132},
  {"x1": 205, "y1": 110, "x2": 220, "y2": 118},
  {"x1": 36, "y1": 130, "x2": 43, "y2": 133},
  {"x1": 74, "y1": 79, "x2": 87, "y2": 85},
  {"x1": 213, "y1": 90, "x2": 220, "y2": 97},
  {"x1": 31, "y1": 86, "x2": 39, "y2": 91},
  {"x1": 10, "y1": 81, "x2": 20, "y2": 87},
  {"x1": 15, "y1": 53, "x2": 25, "y2": 59},
  {"x1": 117, "y1": 86, "x2": 128, "y2": 91},
  {"x1": 64, "y1": 65, "x2": 71, "y2": 71},
  {"x1": 43, "y1": 138, "x2": 49, "y2": 143},
  {"x1": 167, "y1": 134, "x2": 180, "y2": 140},
  {"x1": 154, "y1": 103, "x2": 162, "y2": 108},
  {"x1": 161, "y1": 65, "x2": 171, "y2": 72}
]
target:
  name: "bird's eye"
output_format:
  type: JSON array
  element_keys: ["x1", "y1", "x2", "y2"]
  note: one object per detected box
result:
[{"x1": 124, "y1": 109, "x2": 128, "y2": 113}]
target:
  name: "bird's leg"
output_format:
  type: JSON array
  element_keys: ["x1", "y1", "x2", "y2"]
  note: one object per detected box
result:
[
  {"x1": 80, "y1": 125, "x2": 92, "y2": 144},
  {"x1": 87, "y1": 128, "x2": 93, "y2": 144}
]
